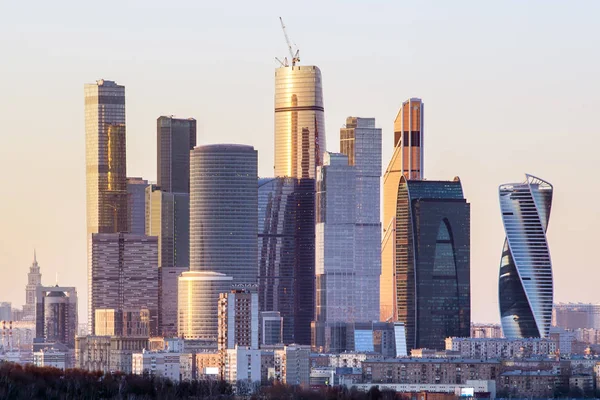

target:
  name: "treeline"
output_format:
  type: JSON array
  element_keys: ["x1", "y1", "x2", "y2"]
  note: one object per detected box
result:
[{"x1": 0, "y1": 361, "x2": 400, "y2": 399}]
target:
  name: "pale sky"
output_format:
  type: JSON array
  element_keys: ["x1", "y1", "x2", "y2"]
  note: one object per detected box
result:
[{"x1": 1, "y1": 1, "x2": 599, "y2": 323}]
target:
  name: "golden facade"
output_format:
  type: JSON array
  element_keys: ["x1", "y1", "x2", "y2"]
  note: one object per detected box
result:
[
  {"x1": 381, "y1": 98, "x2": 424, "y2": 322},
  {"x1": 274, "y1": 66, "x2": 326, "y2": 179},
  {"x1": 84, "y1": 79, "x2": 127, "y2": 234}
]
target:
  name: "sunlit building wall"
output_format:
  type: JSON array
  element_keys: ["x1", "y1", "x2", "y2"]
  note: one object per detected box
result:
[
  {"x1": 381, "y1": 99, "x2": 424, "y2": 322},
  {"x1": 177, "y1": 271, "x2": 233, "y2": 341},
  {"x1": 84, "y1": 79, "x2": 127, "y2": 235},
  {"x1": 274, "y1": 66, "x2": 326, "y2": 179}
]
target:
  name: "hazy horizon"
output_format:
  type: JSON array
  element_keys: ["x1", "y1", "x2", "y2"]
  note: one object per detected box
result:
[{"x1": 1, "y1": 0, "x2": 599, "y2": 324}]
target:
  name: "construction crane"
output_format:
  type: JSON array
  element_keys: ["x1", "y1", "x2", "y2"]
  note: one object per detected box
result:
[{"x1": 278, "y1": 17, "x2": 300, "y2": 67}]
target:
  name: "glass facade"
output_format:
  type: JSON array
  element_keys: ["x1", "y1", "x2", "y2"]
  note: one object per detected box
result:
[
  {"x1": 381, "y1": 99, "x2": 424, "y2": 322},
  {"x1": 84, "y1": 79, "x2": 127, "y2": 235},
  {"x1": 34, "y1": 286, "x2": 77, "y2": 348},
  {"x1": 127, "y1": 177, "x2": 149, "y2": 235},
  {"x1": 274, "y1": 66, "x2": 326, "y2": 179},
  {"x1": 315, "y1": 153, "x2": 356, "y2": 324},
  {"x1": 258, "y1": 177, "x2": 315, "y2": 345},
  {"x1": 381, "y1": 177, "x2": 470, "y2": 351},
  {"x1": 177, "y1": 271, "x2": 233, "y2": 341},
  {"x1": 339, "y1": 117, "x2": 382, "y2": 321},
  {"x1": 190, "y1": 145, "x2": 258, "y2": 286},
  {"x1": 499, "y1": 174, "x2": 553, "y2": 339},
  {"x1": 157, "y1": 116, "x2": 197, "y2": 194}
]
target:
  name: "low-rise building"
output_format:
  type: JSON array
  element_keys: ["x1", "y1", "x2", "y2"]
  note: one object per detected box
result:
[
  {"x1": 223, "y1": 346, "x2": 261, "y2": 393},
  {"x1": 33, "y1": 348, "x2": 71, "y2": 370},
  {"x1": 75, "y1": 335, "x2": 148, "y2": 374},
  {"x1": 195, "y1": 351, "x2": 221, "y2": 380},
  {"x1": 362, "y1": 358, "x2": 500, "y2": 384},
  {"x1": 274, "y1": 345, "x2": 310, "y2": 386},
  {"x1": 445, "y1": 337, "x2": 556, "y2": 359},
  {"x1": 132, "y1": 350, "x2": 181, "y2": 382},
  {"x1": 499, "y1": 370, "x2": 560, "y2": 398}
]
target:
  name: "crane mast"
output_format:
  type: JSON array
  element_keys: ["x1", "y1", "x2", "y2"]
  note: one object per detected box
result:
[{"x1": 278, "y1": 17, "x2": 300, "y2": 67}]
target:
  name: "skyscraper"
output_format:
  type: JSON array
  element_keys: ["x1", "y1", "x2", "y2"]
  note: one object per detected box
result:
[
  {"x1": 127, "y1": 177, "x2": 149, "y2": 235},
  {"x1": 274, "y1": 66, "x2": 326, "y2": 179},
  {"x1": 88, "y1": 233, "x2": 159, "y2": 336},
  {"x1": 380, "y1": 177, "x2": 470, "y2": 350},
  {"x1": 190, "y1": 144, "x2": 258, "y2": 285},
  {"x1": 23, "y1": 250, "x2": 42, "y2": 321},
  {"x1": 381, "y1": 98, "x2": 424, "y2": 323},
  {"x1": 146, "y1": 185, "x2": 190, "y2": 336},
  {"x1": 84, "y1": 79, "x2": 127, "y2": 235},
  {"x1": 499, "y1": 174, "x2": 553, "y2": 339},
  {"x1": 340, "y1": 117, "x2": 382, "y2": 321},
  {"x1": 314, "y1": 153, "x2": 356, "y2": 325},
  {"x1": 35, "y1": 285, "x2": 78, "y2": 348},
  {"x1": 157, "y1": 116, "x2": 197, "y2": 194},
  {"x1": 257, "y1": 177, "x2": 315, "y2": 345}
]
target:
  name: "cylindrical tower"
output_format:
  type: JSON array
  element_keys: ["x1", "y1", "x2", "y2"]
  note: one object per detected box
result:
[
  {"x1": 190, "y1": 144, "x2": 258, "y2": 285},
  {"x1": 44, "y1": 290, "x2": 68, "y2": 344},
  {"x1": 274, "y1": 66, "x2": 326, "y2": 179},
  {"x1": 177, "y1": 271, "x2": 233, "y2": 340}
]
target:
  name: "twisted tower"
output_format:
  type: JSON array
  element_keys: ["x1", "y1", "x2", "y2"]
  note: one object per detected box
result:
[{"x1": 499, "y1": 174, "x2": 553, "y2": 339}]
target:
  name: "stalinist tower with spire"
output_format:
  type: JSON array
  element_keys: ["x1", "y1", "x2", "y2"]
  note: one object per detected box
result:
[{"x1": 23, "y1": 250, "x2": 42, "y2": 321}]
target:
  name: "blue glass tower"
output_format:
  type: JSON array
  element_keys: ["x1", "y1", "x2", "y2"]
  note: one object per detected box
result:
[{"x1": 499, "y1": 174, "x2": 553, "y2": 339}]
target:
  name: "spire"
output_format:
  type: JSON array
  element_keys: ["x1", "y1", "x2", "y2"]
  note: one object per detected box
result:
[{"x1": 33, "y1": 249, "x2": 37, "y2": 264}]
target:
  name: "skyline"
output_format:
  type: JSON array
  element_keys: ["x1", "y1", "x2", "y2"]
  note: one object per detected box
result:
[{"x1": 2, "y1": 1, "x2": 600, "y2": 324}]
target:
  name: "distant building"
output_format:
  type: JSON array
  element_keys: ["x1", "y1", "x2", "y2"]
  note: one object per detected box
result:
[
  {"x1": 445, "y1": 337, "x2": 557, "y2": 359},
  {"x1": 88, "y1": 233, "x2": 158, "y2": 336},
  {"x1": 157, "y1": 116, "x2": 196, "y2": 194},
  {"x1": 34, "y1": 285, "x2": 78, "y2": 348},
  {"x1": 274, "y1": 345, "x2": 311, "y2": 386},
  {"x1": 127, "y1": 177, "x2": 149, "y2": 235},
  {"x1": 499, "y1": 175, "x2": 553, "y2": 339},
  {"x1": 178, "y1": 271, "x2": 233, "y2": 341},
  {"x1": 0, "y1": 303, "x2": 12, "y2": 322},
  {"x1": 499, "y1": 370, "x2": 558, "y2": 398},
  {"x1": 132, "y1": 350, "x2": 181, "y2": 382},
  {"x1": 75, "y1": 335, "x2": 148, "y2": 374},
  {"x1": 471, "y1": 323, "x2": 503, "y2": 339},
  {"x1": 553, "y1": 303, "x2": 600, "y2": 330},
  {"x1": 23, "y1": 251, "x2": 42, "y2": 321},
  {"x1": 218, "y1": 290, "x2": 259, "y2": 351},
  {"x1": 260, "y1": 311, "x2": 283, "y2": 346},
  {"x1": 94, "y1": 308, "x2": 150, "y2": 337},
  {"x1": 33, "y1": 348, "x2": 71, "y2": 370}
]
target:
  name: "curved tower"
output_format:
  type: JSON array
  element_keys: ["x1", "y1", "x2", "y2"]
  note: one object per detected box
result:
[
  {"x1": 499, "y1": 174, "x2": 553, "y2": 339},
  {"x1": 274, "y1": 66, "x2": 326, "y2": 179}
]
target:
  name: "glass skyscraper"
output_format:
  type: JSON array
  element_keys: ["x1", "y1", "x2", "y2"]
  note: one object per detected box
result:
[
  {"x1": 84, "y1": 79, "x2": 127, "y2": 235},
  {"x1": 127, "y1": 177, "x2": 149, "y2": 235},
  {"x1": 146, "y1": 185, "x2": 190, "y2": 336},
  {"x1": 157, "y1": 116, "x2": 197, "y2": 193},
  {"x1": 340, "y1": 117, "x2": 382, "y2": 321},
  {"x1": 380, "y1": 177, "x2": 470, "y2": 351},
  {"x1": 258, "y1": 177, "x2": 315, "y2": 345},
  {"x1": 499, "y1": 174, "x2": 553, "y2": 339},
  {"x1": 274, "y1": 65, "x2": 326, "y2": 179},
  {"x1": 190, "y1": 144, "x2": 258, "y2": 285}
]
